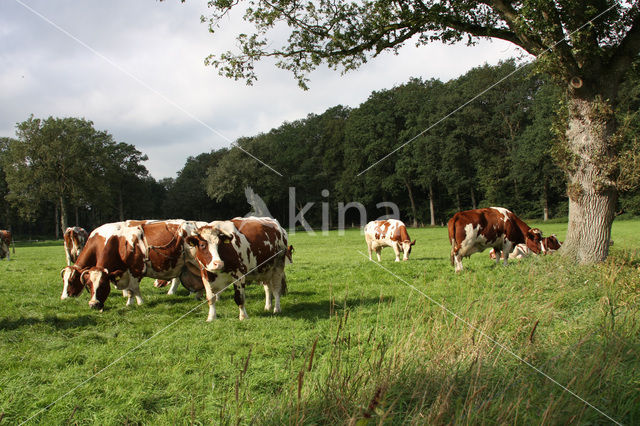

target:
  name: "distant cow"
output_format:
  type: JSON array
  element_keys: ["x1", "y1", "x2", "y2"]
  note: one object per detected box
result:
[
  {"x1": 61, "y1": 220, "x2": 206, "y2": 309},
  {"x1": 186, "y1": 217, "x2": 292, "y2": 321},
  {"x1": 489, "y1": 234, "x2": 562, "y2": 260},
  {"x1": 0, "y1": 230, "x2": 14, "y2": 260},
  {"x1": 63, "y1": 226, "x2": 89, "y2": 265},
  {"x1": 448, "y1": 207, "x2": 543, "y2": 272},
  {"x1": 364, "y1": 219, "x2": 415, "y2": 262}
]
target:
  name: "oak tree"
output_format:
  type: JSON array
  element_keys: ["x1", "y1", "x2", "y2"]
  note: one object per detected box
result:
[{"x1": 200, "y1": 0, "x2": 640, "y2": 263}]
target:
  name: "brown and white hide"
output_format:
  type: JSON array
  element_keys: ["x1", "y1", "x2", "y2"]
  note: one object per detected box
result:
[
  {"x1": 0, "y1": 230, "x2": 13, "y2": 260},
  {"x1": 63, "y1": 226, "x2": 89, "y2": 266},
  {"x1": 364, "y1": 219, "x2": 415, "y2": 262}
]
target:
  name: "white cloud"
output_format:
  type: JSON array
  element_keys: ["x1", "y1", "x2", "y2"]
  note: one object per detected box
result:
[{"x1": 0, "y1": 0, "x2": 531, "y2": 180}]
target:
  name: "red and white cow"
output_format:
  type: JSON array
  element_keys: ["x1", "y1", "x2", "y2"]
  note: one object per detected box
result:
[
  {"x1": 186, "y1": 217, "x2": 293, "y2": 321},
  {"x1": 448, "y1": 207, "x2": 543, "y2": 272},
  {"x1": 61, "y1": 220, "x2": 205, "y2": 309},
  {"x1": 489, "y1": 234, "x2": 562, "y2": 260},
  {"x1": 0, "y1": 230, "x2": 14, "y2": 260},
  {"x1": 63, "y1": 226, "x2": 89, "y2": 266},
  {"x1": 364, "y1": 219, "x2": 416, "y2": 262}
]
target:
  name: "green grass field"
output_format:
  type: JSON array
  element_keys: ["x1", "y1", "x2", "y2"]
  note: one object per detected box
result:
[{"x1": 1, "y1": 221, "x2": 639, "y2": 424}]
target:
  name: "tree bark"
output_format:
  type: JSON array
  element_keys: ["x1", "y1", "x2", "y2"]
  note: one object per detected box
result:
[
  {"x1": 404, "y1": 178, "x2": 418, "y2": 227},
  {"x1": 75, "y1": 206, "x2": 79, "y2": 227},
  {"x1": 428, "y1": 182, "x2": 435, "y2": 226},
  {"x1": 560, "y1": 95, "x2": 618, "y2": 263},
  {"x1": 543, "y1": 181, "x2": 549, "y2": 221},
  {"x1": 118, "y1": 190, "x2": 125, "y2": 221},
  {"x1": 470, "y1": 186, "x2": 477, "y2": 210},
  {"x1": 59, "y1": 196, "x2": 68, "y2": 237},
  {"x1": 455, "y1": 191, "x2": 461, "y2": 212},
  {"x1": 54, "y1": 203, "x2": 59, "y2": 240}
]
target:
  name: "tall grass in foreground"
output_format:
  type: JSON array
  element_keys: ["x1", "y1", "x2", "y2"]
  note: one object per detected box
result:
[
  {"x1": 256, "y1": 252, "x2": 640, "y2": 424},
  {"x1": 0, "y1": 221, "x2": 638, "y2": 424}
]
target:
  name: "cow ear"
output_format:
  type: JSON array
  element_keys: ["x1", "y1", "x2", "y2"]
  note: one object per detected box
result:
[
  {"x1": 80, "y1": 270, "x2": 90, "y2": 285},
  {"x1": 186, "y1": 236, "x2": 200, "y2": 247},
  {"x1": 60, "y1": 268, "x2": 66, "y2": 279},
  {"x1": 212, "y1": 221, "x2": 236, "y2": 238},
  {"x1": 411, "y1": 239, "x2": 416, "y2": 246}
]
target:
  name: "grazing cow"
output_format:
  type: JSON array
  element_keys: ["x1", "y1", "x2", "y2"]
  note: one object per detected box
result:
[
  {"x1": 63, "y1": 226, "x2": 89, "y2": 266},
  {"x1": 0, "y1": 230, "x2": 14, "y2": 260},
  {"x1": 364, "y1": 219, "x2": 416, "y2": 262},
  {"x1": 448, "y1": 207, "x2": 543, "y2": 272},
  {"x1": 186, "y1": 217, "x2": 292, "y2": 321},
  {"x1": 543, "y1": 235, "x2": 562, "y2": 252},
  {"x1": 488, "y1": 234, "x2": 562, "y2": 260},
  {"x1": 61, "y1": 220, "x2": 206, "y2": 310}
]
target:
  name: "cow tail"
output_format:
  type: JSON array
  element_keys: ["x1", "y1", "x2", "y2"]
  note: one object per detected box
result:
[{"x1": 281, "y1": 274, "x2": 288, "y2": 296}]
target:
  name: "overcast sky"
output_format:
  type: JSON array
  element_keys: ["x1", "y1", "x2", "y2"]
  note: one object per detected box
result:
[{"x1": 1, "y1": 0, "x2": 529, "y2": 180}]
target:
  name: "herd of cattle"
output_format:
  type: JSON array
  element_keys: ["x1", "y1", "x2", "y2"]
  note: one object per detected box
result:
[{"x1": 0, "y1": 207, "x2": 560, "y2": 320}]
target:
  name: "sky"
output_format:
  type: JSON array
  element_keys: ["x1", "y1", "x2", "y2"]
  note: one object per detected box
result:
[{"x1": 0, "y1": 0, "x2": 529, "y2": 180}]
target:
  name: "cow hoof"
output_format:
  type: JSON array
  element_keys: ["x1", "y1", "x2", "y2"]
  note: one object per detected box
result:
[{"x1": 89, "y1": 302, "x2": 104, "y2": 310}]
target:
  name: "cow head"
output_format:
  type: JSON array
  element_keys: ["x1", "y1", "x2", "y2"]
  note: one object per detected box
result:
[
  {"x1": 399, "y1": 239, "x2": 416, "y2": 261},
  {"x1": 542, "y1": 235, "x2": 561, "y2": 252},
  {"x1": 186, "y1": 221, "x2": 237, "y2": 273},
  {"x1": 80, "y1": 267, "x2": 124, "y2": 310},
  {"x1": 61, "y1": 266, "x2": 85, "y2": 299},
  {"x1": 525, "y1": 228, "x2": 544, "y2": 254}
]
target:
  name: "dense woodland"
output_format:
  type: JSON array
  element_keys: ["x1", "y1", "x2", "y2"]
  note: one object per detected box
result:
[{"x1": 1, "y1": 60, "x2": 639, "y2": 238}]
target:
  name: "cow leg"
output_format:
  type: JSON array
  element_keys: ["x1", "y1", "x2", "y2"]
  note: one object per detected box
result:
[
  {"x1": 123, "y1": 289, "x2": 134, "y2": 306},
  {"x1": 65, "y1": 252, "x2": 72, "y2": 266},
  {"x1": 129, "y1": 278, "x2": 143, "y2": 305},
  {"x1": 376, "y1": 248, "x2": 382, "y2": 262},
  {"x1": 454, "y1": 254, "x2": 464, "y2": 273},
  {"x1": 263, "y1": 283, "x2": 272, "y2": 311},
  {"x1": 201, "y1": 274, "x2": 217, "y2": 321},
  {"x1": 234, "y1": 281, "x2": 249, "y2": 320},
  {"x1": 393, "y1": 244, "x2": 401, "y2": 262},
  {"x1": 367, "y1": 241, "x2": 373, "y2": 261},
  {"x1": 493, "y1": 250, "x2": 501, "y2": 266},
  {"x1": 167, "y1": 277, "x2": 180, "y2": 295},
  {"x1": 502, "y1": 242, "x2": 513, "y2": 266},
  {"x1": 271, "y1": 270, "x2": 284, "y2": 314}
]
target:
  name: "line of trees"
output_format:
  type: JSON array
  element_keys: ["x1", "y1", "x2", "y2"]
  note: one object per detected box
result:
[{"x1": 1, "y1": 60, "x2": 638, "y2": 239}]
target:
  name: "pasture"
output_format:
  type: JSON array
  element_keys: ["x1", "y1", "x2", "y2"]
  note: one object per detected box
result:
[{"x1": 1, "y1": 221, "x2": 639, "y2": 424}]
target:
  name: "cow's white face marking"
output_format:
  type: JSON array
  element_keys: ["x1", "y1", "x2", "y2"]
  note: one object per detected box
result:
[{"x1": 61, "y1": 268, "x2": 73, "y2": 299}]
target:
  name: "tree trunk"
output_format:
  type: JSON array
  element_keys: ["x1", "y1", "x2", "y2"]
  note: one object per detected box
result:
[
  {"x1": 75, "y1": 206, "x2": 79, "y2": 226},
  {"x1": 561, "y1": 95, "x2": 618, "y2": 263},
  {"x1": 59, "y1": 196, "x2": 68, "y2": 237},
  {"x1": 404, "y1": 178, "x2": 418, "y2": 227},
  {"x1": 470, "y1": 186, "x2": 477, "y2": 210},
  {"x1": 455, "y1": 191, "x2": 461, "y2": 212},
  {"x1": 428, "y1": 182, "x2": 435, "y2": 226},
  {"x1": 543, "y1": 181, "x2": 549, "y2": 221},
  {"x1": 118, "y1": 190, "x2": 125, "y2": 221},
  {"x1": 54, "y1": 203, "x2": 59, "y2": 240}
]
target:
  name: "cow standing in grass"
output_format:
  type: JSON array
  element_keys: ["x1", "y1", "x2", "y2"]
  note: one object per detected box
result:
[
  {"x1": 448, "y1": 207, "x2": 544, "y2": 272},
  {"x1": 63, "y1": 226, "x2": 89, "y2": 266},
  {"x1": 186, "y1": 217, "x2": 293, "y2": 321},
  {"x1": 364, "y1": 219, "x2": 415, "y2": 262},
  {"x1": 489, "y1": 234, "x2": 562, "y2": 260},
  {"x1": 0, "y1": 230, "x2": 14, "y2": 260},
  {"x1": 61, "y1": 220, "x2": 205, "y2": 309}
]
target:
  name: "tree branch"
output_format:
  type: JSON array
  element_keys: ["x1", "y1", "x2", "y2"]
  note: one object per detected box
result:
[{"x1": 606, "y1": 11, "x2": 640, "y2": 88}]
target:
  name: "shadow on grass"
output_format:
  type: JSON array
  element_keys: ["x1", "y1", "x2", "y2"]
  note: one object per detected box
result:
[
  {"x1": 144, "y1": 296, "x2": 202, "y2": 308},
  {"x1": 256, "y1": 296, "x2": 395, "y2": 320},
  {"x1": 0, "y1": 314, "x2": 97, "y2": 331}
]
